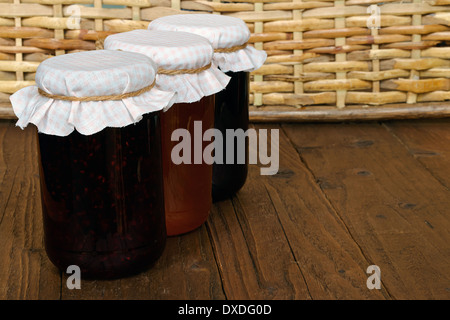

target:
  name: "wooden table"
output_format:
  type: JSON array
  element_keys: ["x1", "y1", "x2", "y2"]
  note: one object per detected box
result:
[{"x1": 1, "y1": 119, "x2": 449, "y2": 300}]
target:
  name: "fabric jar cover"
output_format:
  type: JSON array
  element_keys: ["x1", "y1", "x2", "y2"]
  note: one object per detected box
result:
[
  {"x1": 10, "y1": 50, "x2": 176, "y2": 136},
  {"x1": 148, "y1": 14, "x2": 267, "y2": 73},
  {"x1": 104, "y1": 30, "x2": 230, "y2": 104}
]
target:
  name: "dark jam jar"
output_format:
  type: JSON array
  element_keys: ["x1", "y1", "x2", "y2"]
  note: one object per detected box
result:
[
  {"x1": 212, "y1": 71, "x2": 249, "y2": 202},
  {"x1": 160, "y1": 95, "x2": 215, "y2": 236},
  {"x1": 147, "y1": 14, "x2": 266, "y2": 202},
  {"x1": 37, "y1": 112, "x2": 166, "y2": 279}
]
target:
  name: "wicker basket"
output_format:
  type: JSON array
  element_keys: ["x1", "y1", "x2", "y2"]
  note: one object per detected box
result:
[{"x1": 0, "y1": 0, "x2": 449, "y2": 121}]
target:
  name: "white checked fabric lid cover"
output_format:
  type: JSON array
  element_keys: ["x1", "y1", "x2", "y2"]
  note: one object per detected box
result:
[
  {"x1": 104, "y1": 30, "x2": 230, "y2": 104},
  {"x1": 10, "y1": 50, "x2": 175, "y2": 136},
  {"x1": 148, "y1": 14, "x2": 267, "y2": 73}
]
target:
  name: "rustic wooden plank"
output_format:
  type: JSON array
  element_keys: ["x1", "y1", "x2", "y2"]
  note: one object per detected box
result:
[
  {"x1": 4, "y1": 101, "x2": 450, "y2": 123},
  {"x1": 282, "y1": 122, "x2": 450, "y2": 299},
  {"x1": 207, "y1": 168, "x2": 310, "y2": 299},
  {"x1": 62, "y1": 223, "x2": 225, "y2": 299},
  {"x1": 0, "y1": 122, "x2": 60, "y2": 299},
  {"x1": 255, "y1": 124, "x2": 388, "y2": 299},
  {"x1": 384, "y1": 119, "x2": 450, "y2": 190},
  {"x1": 2, "y1": 118, "x2": 450, "y2": 300},
  {"x1": 249, "y1": 102, "x2": 450, "y2": 122}
]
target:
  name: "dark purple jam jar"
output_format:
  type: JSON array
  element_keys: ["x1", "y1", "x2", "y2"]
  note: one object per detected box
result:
[
  {"x1": 212, "y1": 71, "x2": 249, "y2": 202},
  {"x1": 37, "y1": 112, "x2": 166, "y2": 279}
]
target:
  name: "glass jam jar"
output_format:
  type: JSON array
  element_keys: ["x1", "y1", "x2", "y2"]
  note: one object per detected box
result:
[
  {"x1": 10, "y1": 50, "x2": 175, "y2": 278},
  {"x1": 160, "y1": 95, "x2": 215, "y2": 235},
  {"x1": 105, "y1": 30, "x2": 230, "y2": 236},
  {"x1": 148, "y1": 14, "x2": 267, "y2": 202},
  {"x1": 212, "y1": 71, "x2": 249, "y2": 201},
  {"x1": 38, "y1": 112, "x2": 165, "y2": 279}
]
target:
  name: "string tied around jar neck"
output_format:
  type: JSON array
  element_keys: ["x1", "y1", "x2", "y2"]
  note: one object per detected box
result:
[
  {"x1": 157, "y1": 62, "x2": 212, "y2": 75},
  {"x1": 214, "y1": 42, "x2": 248, "y2": 54},
  {"x1": 37, "y1": 79, "x2": 156, "y2": 102}
]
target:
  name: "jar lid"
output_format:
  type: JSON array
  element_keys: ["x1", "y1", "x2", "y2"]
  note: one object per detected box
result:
[
  {"x1": 148, "y1": 14, "x2": 267, "y2": 73},
  {"x1": 10, "y1": 50, "x2": 175, "y2": 136},
  {"x1": 104, "y1": 29, "x2": 230, "y2": 104}
]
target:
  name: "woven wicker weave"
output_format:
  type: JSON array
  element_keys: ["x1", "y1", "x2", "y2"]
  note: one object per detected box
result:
[{"x1": 1, "y1": 0, "x2": 449, "y2": 121}]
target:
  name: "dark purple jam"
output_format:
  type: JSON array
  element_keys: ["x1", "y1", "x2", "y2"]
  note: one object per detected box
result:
[
  {"x1": 212, "y1": 71, "x2": 249, "y2": 202},
  {"x1": 160, "y1": 95, "x2": 215, "y2": 236},
  {"x1": 37, "y1": 112, "x2": 166, "y2": 279}
]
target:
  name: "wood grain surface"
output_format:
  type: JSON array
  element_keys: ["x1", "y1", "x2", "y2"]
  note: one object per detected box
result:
[{"x1": 0, "y1": 119, "x2": 449, "y2": 300}]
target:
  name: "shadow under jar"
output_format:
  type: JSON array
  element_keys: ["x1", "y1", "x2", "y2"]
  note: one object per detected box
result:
[
  {"x1": 38, "y1": 112, "x2": 166, "y2": 279},
  {"x1": 212, "y1": 71, "x2": 249, "y2": 202}
]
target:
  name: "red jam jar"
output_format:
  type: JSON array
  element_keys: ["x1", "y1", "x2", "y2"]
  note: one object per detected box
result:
[
  {"x1": 105, "y1": 30, "x2": 230, "y2": 236},
  {"x1": 148, "y1": 14, "x2": 267, "y2": 202},
  {"x1": 160, "y1": 95, "x2": 215, "y2": 235},
  {"x1": 212, "y1": 71, "x2": 250, "y2": 201},
  {"x1": 10, "y1": 50, "x2": 175, "y2": 279}
]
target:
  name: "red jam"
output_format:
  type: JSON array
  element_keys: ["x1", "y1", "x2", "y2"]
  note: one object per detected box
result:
[{"x1": 38, "y1": 112, "x2": 166, "y2": 279}]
